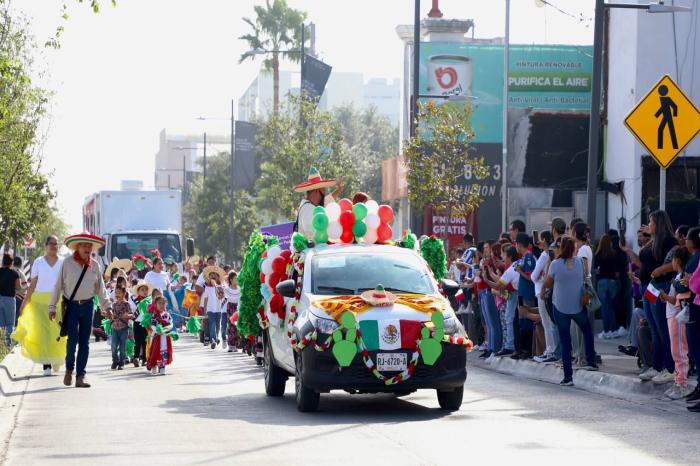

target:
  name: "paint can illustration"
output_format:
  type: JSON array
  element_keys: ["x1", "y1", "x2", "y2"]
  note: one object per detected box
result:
[{"x1": 427, "y1": 55, "x2": 472, "y2": 98}]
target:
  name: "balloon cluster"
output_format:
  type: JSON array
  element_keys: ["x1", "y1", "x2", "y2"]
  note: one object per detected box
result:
[
  {"x1": 311, "y1": 199, "x2": 395, "y2": 244},
  {"x1": 259, "y1": 245, "x2": 293, "y2": 318}
]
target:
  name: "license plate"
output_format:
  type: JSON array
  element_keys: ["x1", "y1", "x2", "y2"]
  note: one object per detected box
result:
[{"x1": 376, "y1": 353, "x2": 407, "y2": 371}]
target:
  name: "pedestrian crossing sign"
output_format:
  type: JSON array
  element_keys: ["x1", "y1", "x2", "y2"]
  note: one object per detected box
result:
[{"x1": 624, "y1": 75, "x2": 700, "y2": 169}]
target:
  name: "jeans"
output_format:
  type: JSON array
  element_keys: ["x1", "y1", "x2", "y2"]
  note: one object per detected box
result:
[
  {"x1": 642, "y1": 282, "x2": 675, "y2": 373},
  {"x1": 479, "y1": 289, "x2": 502, "y2": 352},
  {"x1": 65, "y1": 301, "x2": 94, "y2": 377},
  {"x1": 207, "y1": 312, "x2": 227, "y2": 343},
  {"x1": 111, "y1": 328, "x2": 128, "y2": 364},
  {"x1": 554, "y1": 305, "x2": 596, "y2": 380},
  {"x1": 504, "y1": 293, "x2": 518, "y2": 350},
  {"x1": 629, "y1": 306, "x2": 646, "y2": 348},
  {"x1": 0, "y1": 296, "x2": 16, "y2": 344},
  {"x1": 537, "y1": 296, "x2": 560, "y2": 357},
  {"x1": 597, "y1": 278, "x2": 619, "y2": 333}
]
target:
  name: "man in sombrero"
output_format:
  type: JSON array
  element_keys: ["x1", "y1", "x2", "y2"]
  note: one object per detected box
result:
[
  {"x1": 49, "y1": 233, "x2": 112, "y2": 388},
  {"x1": 294, "y1": 166, "x2": 344, "y2": 240}
]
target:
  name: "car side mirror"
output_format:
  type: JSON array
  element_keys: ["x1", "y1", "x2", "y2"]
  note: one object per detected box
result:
[
  {"x1": 276, "y1": 279, "x2": 296, "y2": 298},
  {"x1": 186, "y1": 238, "x2": 195, "y2": 258},
  {"x1": 440, "y1": 278, "x2": 460, "y2": 296}
]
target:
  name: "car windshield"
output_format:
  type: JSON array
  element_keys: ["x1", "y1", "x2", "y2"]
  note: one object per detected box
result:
[
  {"x1": 310, "y1": 252, "x2": 435, "y2": 295},
  {"x1": 111, "y1": 233, "x2": 181, "y2": 263}
]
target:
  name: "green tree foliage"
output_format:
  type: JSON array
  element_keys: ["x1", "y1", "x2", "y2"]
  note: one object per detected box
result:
[
  {"x1": 403, "y1": 101, "x2": 489, "y2": 248},
  {"x1": 239, "y1": 0, "x2": 307, "y2": 114},
  {"x1": 30, "y1": 205, "x2": 69, "y2": 259},
  {"x1": 183, "y1": 152, "x2": 261, "y2": 265},
  {"x1": 255, "y1": 96, "x2": 358, "y2": 222},
  {"x1": 0, "y1": 1, "x2": 53, "y2": 248},
  {"x1": 332, "y1": 104, "x2": 399, "y2": 201}
]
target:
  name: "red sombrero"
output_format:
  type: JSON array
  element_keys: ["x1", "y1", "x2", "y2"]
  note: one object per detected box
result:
[
  {"x1": 64, "y1": 232, "x2": 105, "y2": 251},
  {"x1": 293, "y1": 166, "x2": 337, "y2": 193}
]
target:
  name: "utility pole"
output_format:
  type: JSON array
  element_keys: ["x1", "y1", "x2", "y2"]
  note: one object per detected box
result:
[
  {"x1": 501, "y1": 0, "x2": 510, "y2": 232},
  {"x1": 230, "y1": 99, "x2": 236, "y2": 266}
]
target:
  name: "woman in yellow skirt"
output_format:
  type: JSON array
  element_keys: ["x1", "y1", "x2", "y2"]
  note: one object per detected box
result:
[{"x1": 13, "y1": 236, "x2": 66, "y2": 376}]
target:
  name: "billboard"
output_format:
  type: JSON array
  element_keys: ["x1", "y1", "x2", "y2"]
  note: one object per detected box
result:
[
  {"x1": 418, "y1": 42, "x2": 593, "y2": 238},
  {"x1": 301, "y1": 55, "x2": 333, "y2": 100}
]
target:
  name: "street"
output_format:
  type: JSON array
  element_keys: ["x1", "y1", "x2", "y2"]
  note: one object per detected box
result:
[{"x1": 2, "y1": 336, "x2": 698, "y2": 466}]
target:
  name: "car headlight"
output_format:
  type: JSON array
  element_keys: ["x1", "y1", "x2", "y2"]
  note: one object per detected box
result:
[{"x1": 308, "y1": 311, "x2": 339, "y2": 334}]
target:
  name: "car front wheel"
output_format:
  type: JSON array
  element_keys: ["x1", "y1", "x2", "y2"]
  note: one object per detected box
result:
[
  {"x1": 295, "y1": 353, "x2": 320, "y2": 412},
  {"x1": 437, "y1": 386, "x2": 464, "y2": 411},
  {"x1": 263, "y1": 334, "x2": 287, "y2": 397}
]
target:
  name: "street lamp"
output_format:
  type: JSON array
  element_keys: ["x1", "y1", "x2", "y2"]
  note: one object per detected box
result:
[{"x1": 585, "y1": 0, "x2": 692, "y2": 238}]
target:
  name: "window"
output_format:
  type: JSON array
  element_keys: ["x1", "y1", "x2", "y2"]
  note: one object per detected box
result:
[{"x1": 111, "y1": 234, "x2": 182, "y2": 263}]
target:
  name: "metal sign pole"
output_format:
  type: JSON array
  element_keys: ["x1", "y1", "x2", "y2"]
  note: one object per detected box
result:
[
  {"x1": 501, "y1": 0, "x2": 510, "y2": 232},
  {"x1": 659, "y1": 168, "x2": 666, "y2": 210}
]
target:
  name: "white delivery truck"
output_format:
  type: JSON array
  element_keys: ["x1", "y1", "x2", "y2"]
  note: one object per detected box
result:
[{"x1": 82, "y1": 190, "x2": 192, "y2": 270}]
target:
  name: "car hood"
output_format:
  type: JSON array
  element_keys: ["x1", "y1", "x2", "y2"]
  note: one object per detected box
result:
[{"x1": 304, "y1": 293, "x2": 453, "y2": 322}]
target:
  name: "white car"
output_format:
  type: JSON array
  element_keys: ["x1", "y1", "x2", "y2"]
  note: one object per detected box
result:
[{"x1": 262, "y1": 244, "x2": 468, "y2": 412}]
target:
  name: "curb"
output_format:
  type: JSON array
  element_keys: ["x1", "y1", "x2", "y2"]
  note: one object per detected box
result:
[
  {"x1": 471, "y1": 354, "x2": 691, "y2": 402},
  {"x1": 0, "y1": 345, "x2": 36, "y2": 463}
]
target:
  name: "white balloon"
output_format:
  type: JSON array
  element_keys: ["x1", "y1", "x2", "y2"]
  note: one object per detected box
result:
[
  {"x1": 325, "y1": 202, "x2": 341, "y2": 221},
  {"x1": 261, "y1": 258, "x2": 273, "y2": 276},
  {"x1": 327, "y1": 221, "x2": 343, "y2": 240},
  {"x1": 365, "y1": 200, "x2": 379, "y2": 214},
  {"x1": 365, "y1": 213, "x2": 380, "y2": 229},
  {"x1": 267, "y1": 245, "x2": 282, "y2": 259},
  {"x1": 363, "y1": 228, "x2": 378, "y2": 244}
]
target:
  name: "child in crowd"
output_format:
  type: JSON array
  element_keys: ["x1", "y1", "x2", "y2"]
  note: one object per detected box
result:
[
  {"x1": 131, "y1": 281, "x2": 153, "y2": 367},
  {"x1": 147, "y1": 296, "x2": 173, "y2": 375},
  {"x1": 659, "y1": 247, "x2": 693, "y2": 399},
  {"x1": 225, "y1": 271, "x2": 241, "y2": 353},
  {"x1": 201, "y1": 267, "x2": 225, "y2": 349},
  {"x1": 485, "y1": 246, "x2": 520, "y2": 357},
  {"x1": 110, "y1": 286, "x2": 134, "y2": 370}
]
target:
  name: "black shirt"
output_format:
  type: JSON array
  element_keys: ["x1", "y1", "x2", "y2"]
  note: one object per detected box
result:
[
  {"x1": 639, "y1": 236, "x2": 678, "y2": 284},
  {"x1": 0, "y1": 267, "x2": 19, "y2": 297},
  {"x1": 595, "y1": 252, "x2": 626, "y2": 280}
]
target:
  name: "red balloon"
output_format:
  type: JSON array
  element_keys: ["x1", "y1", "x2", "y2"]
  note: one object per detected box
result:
[
  {"x1": 269, "y1": 294, "x2": 285, "y2": 318},
  {"x1": 338, "y1": 198, "x2": 353, "y2": 212},
  {"x1": 280, "y1": 250, "x2": 292, "y2": 261},
  {"x1": 339, "y1": 228, "x2": 354, "y2": 244},
  {"x1": 268, "y1": 272, "x2": 283, "y2": 289},
  {"x1": 339, "y1": 210, "x2": 356, "y2": 228},
  {"x1": 272, "y1": 256, "x2": 287, "y2": 275},
  {"x1": 378, "y1": 205, "x2": 394, "y2": 224},
  {"x1": 261, "y1": 251, "x2": 268, "y2": 258},
  {"x1": 259, "y1": 272, "x2": 266, "y2": 283},
  {"x1": 377, "y1": 223, "x2": 393, "y2": 243}
]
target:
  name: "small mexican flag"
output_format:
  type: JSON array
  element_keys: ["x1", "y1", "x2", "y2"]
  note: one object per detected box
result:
[
  {"x1": 359, "y1": 319, "x2": 422, "y2": 351},
  {"x1": 455, "y1": 289, "x2": 464, "y2": 302},
  {"x1": 644, "y1": 282, "x2": 661, "y2": 304}
]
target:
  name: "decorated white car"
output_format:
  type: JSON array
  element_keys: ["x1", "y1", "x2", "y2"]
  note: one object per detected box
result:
[{"x1": 260, "y1": 242, "x2": 471, "y2": 412}]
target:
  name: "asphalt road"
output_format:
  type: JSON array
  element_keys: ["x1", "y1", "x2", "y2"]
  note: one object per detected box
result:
[{"x1": 1, "y1": 336, "x2": 698, "y2": 466}]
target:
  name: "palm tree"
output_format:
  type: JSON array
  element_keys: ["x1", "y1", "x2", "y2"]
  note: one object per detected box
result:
[{"x1": 239, "y1": 0, "x2": 307, "y2": 115}]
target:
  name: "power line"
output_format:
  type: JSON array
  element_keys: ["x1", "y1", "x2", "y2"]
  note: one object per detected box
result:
[{"x1": 538, "y1": 0, "x2": 593, "y2": 24}]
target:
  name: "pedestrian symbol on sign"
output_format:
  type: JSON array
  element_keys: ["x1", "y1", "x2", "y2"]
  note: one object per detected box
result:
[{"x1": 655, "y1": 85, "x2": 678, "y2": 150}]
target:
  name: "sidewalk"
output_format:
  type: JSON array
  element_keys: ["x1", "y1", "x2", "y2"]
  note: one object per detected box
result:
[{"x1": 470, "y1": 331, "x2": 698, "y2": 404}]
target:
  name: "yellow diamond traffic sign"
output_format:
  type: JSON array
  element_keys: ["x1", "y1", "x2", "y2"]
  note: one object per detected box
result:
[{"x1": 624, "y1": 75, "x2": 700, "y2": 169}]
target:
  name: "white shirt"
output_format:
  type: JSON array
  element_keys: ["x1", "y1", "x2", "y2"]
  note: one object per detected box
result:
[
  {"x1": 224, "y1": 286, "x2": 240, "y2": 304},
  {"x1": 500, "y1": 264, "x2": 519, "y2": 291},
  {"x1": 145, "y1": 270, "x2": 170, "y2": 291},
  {"x1": 577, "y1": 244, "x2": 593, "y2": 279},
  {"x1": 297, "y1": 194, "x2": 336, "y2": 240},
  {"x1": 31, "y1": 256, "x2": 64, "y2": 293},
  {"x1": 202, "y1": 286, "x2": 222, "y2": 313},
  {"x1": 532, "y1": 252, "x2": 550, "y2": 295}
]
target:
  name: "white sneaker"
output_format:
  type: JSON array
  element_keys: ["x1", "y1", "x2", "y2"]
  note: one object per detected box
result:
[
  {"x1": 42, "y1": 368, "x2": 52, "y2": 376},
  {"x1": 651, "y1": 369, "x2": 675, "y2": 385},
  {"x1": 222, "y1": 341, "x2": 227, "y2": 349},
  {"x1": 597, "y1": 331, "x2": 607, "y2": 339},
  {"x1": 151, "y1": 367, "x2": 157, "y2": 375},
  {"x1": 639, "y1": 367, "x2": 660, "y2": 381},
  {"x1": 158, "y1": 367, "x2": 165, "y2": 375},
  {"x1": 615, "y1": 326, "x2": 628, "y2": 338},
  {"x1": 486, "y1": 353, "x2": 496, "y2": 364}
]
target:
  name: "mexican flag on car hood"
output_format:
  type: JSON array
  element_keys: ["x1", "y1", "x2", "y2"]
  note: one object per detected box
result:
[{"x1": 359, "y1": 319, "x2": 422, "y2": 351}]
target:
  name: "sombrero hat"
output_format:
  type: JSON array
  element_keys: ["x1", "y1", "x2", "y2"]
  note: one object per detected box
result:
[
  {"x1": 64, "y1": 232, "x2": 105, "y2": 251},
  {"x1": 131, "y1": 280, "x2": 154, "y2": 297},
  {"x1": 202, "y1": 265, "x2": 226, "y2": 281},
  {"x1": 293, "y1": 166, "x2": 336, "y2": 193},
  {"x1": 104, "y1": 258, "x2": 132, "y2": 279},
  {"x1": 360, "y1": 284, "x2": 397, "y2": 307}
]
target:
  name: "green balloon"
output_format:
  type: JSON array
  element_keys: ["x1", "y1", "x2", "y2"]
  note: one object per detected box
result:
[
  {"x1": 312, "y1": 212, "x2": 329, "y2": 231},
  {"x1": 352, "y1": 221, "x2": 367, "y2": 238},
  {"x1": 352, "y1": 203, "x2": 368, "y2": 221},
  {"x1": 314, "y1": 230, "x2": 329, "y2": 244},
  {"x1": 313, "y1": 206, "x2": 325, "y2": 216}
]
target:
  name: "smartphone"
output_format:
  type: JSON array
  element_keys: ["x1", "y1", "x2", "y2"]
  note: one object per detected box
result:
[{"x1": 532, "y1": 230, "x2": 539, "y2": 243}]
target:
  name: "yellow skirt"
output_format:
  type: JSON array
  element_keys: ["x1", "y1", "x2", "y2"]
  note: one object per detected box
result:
[{"x1": 12, "y1": 292, "x2": 66, "y2": 366}]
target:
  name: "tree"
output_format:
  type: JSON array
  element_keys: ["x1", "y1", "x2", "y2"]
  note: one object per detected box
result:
[
  {"x1": 255, "y1": 96, "x2": 359, "y2": 222},
  {"x1": 332, "y1": 104, "x2": 399, "y2": 200},
  {"x1": 0, "y1": 1, "x2": 54, "y2": 249},
  {"x1": 183, "y1": 152, "x2": 261, "y2": 265},
  {"x1": 239, "y1": 0, "x2": 307, "y2": 115},
  {"x1": 403, "y1": 101, "x2": 489, "y2": 249},
  {"x1": 29, "y1": 205, "x2": 69, "y2": 259}
]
